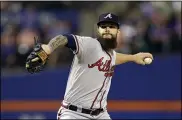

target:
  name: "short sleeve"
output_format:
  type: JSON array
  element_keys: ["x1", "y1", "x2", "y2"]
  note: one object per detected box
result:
[
  {"x1": 113, "y1": 50, "x2": 117, "y2": 65},
  {"x1": 66, "y1": 34, "x2": 97, "y2": 59}
]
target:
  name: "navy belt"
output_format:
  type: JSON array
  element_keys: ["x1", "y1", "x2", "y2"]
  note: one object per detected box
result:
[{"x1": 61, "y1": 103, "x2": 104, "y2": 116}]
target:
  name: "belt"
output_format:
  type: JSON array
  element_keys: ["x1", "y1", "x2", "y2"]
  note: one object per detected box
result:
[{"x1": 61, "y1": 103, "x2": 104, "y2": 116}]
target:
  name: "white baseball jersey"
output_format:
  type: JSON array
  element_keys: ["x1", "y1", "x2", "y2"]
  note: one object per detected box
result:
[{"x1": 63, "y1": 34, "x2": 116, "y2": 110}]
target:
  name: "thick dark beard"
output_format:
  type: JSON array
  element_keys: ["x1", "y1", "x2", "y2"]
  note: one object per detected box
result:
[{"x1": 97, "y1": 34, "x2": 117, "y2": 51}]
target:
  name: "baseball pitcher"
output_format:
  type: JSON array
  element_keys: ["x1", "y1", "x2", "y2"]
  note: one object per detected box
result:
[{"x1": 25, "y1": 13, "x2": 153, "y2": 119}]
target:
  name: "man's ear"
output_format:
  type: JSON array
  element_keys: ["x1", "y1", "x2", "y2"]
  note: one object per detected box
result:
[
  {"x1": 97, "y1": 27, "x2": 100, "y2": 35},
  {"x1": 117, "y1": 28, "x2": 121, "y2": 33},
  {"x1": 94, "y1": 24, "x2": 100, "y2": 37}
]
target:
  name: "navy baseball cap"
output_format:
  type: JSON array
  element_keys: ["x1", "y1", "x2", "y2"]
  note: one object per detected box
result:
[{"x1": 97, "y1": 13, "x2": 120, "y2": 27}]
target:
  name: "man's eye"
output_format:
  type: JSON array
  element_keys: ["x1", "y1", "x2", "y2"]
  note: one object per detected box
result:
[
  {"x1": 109, "y1": 25, "x2": 116, "y2": 28},
  {"x1": 101, "y1": 26, "x2": 106, "y2": 28}
]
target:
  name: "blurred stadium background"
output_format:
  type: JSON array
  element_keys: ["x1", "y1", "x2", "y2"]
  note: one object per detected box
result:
[{"x1": 1, "y1": 1, "x2": 181, "y2": 119}]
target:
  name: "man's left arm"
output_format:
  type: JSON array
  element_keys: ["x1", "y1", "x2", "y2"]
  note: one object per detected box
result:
[{"x1": 115, "y1": 52, "x2": 153, "y2": 65}]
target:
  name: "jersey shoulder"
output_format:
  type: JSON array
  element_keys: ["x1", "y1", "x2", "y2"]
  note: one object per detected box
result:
[
  {"x1": 75, "y1": 35, "x2": 100, "y2": 46},
  {"x1": 76, "y1": 35, "x2": 98, "y2": 41}
]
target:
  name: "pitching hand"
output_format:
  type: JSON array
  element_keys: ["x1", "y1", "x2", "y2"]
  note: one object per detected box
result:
[{"x1": 133, "y1": 52, "x2": 153, "y2": 65}]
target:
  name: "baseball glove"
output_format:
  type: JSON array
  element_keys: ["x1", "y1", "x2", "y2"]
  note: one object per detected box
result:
[{"x1": 25, "y1": 37, "x2": 49, "y2": 74}]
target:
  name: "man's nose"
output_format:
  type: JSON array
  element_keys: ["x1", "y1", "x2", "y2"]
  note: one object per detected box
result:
[{"x1": 105, "y1": 27, "x2": 110, "y2": 32}]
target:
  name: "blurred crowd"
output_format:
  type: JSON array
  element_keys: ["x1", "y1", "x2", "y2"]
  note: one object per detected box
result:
[
  {"x1": 1, "y1": 1, "x2": 181, "y2": 74},
  {"x1": 115, "y1": 1, "x2": 181, "y2": 54}
]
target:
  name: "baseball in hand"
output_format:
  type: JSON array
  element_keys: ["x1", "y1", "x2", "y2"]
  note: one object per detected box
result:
[{"x1": 144, "y1": 57, "x2": 152, "y2": 64}]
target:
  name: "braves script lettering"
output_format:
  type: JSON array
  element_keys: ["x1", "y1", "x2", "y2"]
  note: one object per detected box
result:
[{"x1": 88, "y1": 57, "x2": 111, "y2": 72}]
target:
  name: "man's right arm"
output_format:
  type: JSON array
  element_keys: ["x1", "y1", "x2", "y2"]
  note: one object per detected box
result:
[
  {"x1": 41, "y1": 34, "x2": 76, "y2": 55},
  {"x1": 26, "y1": 34, "x2": 78, "y2": 73}
]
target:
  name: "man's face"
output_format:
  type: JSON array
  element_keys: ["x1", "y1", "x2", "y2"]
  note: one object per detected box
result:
[{"x1": 97, "y1": 23, "x2": 120, "y2": 51}]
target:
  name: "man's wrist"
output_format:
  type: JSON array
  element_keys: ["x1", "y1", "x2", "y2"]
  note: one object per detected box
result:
[
  {"x1": 41, "y1": 44, "x2": 52, "y2": 55},
  {"x1": 128, "y1": 54, "x2": 135, "y2": 62}
]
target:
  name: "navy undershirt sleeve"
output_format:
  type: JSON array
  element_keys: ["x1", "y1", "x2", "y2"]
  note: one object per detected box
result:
[{"x1": 63, "y1": 34, "x2": 76, "y2": 51}]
